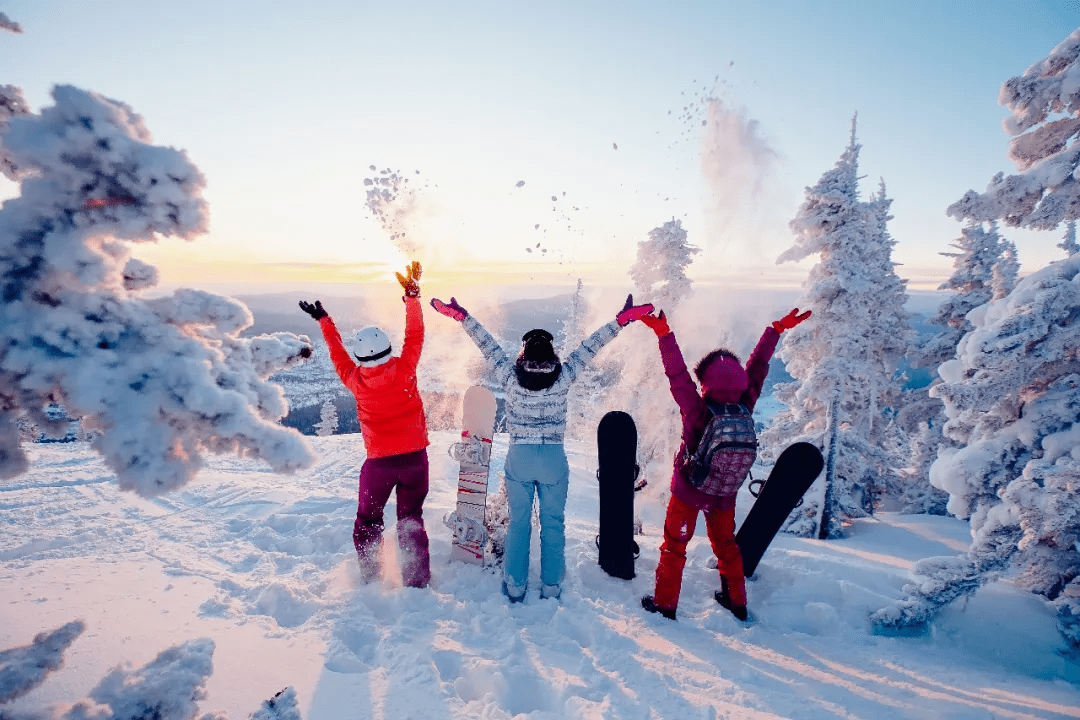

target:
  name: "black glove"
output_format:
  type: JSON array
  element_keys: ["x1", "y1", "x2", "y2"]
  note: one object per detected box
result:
[{"x1": 299, "y1": 300, "x2": 327, "y2": 320}]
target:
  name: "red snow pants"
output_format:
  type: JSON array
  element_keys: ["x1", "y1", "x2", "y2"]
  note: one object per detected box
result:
[
  {"x1": 353, "y1": 449, "x2": 431, "y2": 588},
  {"x1": 653, "y1": 494, "x2": 746, "y2": 612}
]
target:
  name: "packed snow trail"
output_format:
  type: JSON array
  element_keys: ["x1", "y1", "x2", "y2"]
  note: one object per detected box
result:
[{"x1": 2, "y1": 435, "x2": 1078, "y2": 719}]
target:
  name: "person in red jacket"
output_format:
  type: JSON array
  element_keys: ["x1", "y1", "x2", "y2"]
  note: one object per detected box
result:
[
  {"x1": 638, "y1": 307, "x2": 811, "y2": 621},
  {"x1": 299, "y1": 262, "x2": 431, "y2": 588}
]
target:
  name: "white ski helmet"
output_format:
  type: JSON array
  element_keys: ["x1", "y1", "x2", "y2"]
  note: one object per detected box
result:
[{"x1": 351, "y1": 326, "x2": 392, "y2": 367}]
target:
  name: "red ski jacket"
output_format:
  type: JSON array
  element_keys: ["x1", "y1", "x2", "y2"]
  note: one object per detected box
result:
[
  {"x1": 658, "y1": 327, "x2": 779, "y2": 512},
  {"x1": 318, "y1": 297, "x2": 429, "y2": 459}
]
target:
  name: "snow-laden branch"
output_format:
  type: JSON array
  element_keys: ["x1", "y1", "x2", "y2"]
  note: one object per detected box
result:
[
  {"x1": 0, "y1": 620, "x2": 85, "y2": 703},
  {"x1": 0, "y1": 85, "x2": 314, "y2": 495},
  {"x1": 948, "y1": 29, "x2": 1080, "y2": 230}
]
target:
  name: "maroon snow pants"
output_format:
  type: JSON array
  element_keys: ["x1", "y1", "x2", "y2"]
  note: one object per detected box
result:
[
  {"x1": 653, "y1": 494, "x2": 746, "y2": 612},
  {"x1": 353, "y1": 449, "x2": 431, "y2": 588}
]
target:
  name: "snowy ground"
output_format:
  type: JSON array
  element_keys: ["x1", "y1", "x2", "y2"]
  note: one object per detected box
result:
[{"x1": 2, "y1": 435, "x2": 1079, "y2": 719}]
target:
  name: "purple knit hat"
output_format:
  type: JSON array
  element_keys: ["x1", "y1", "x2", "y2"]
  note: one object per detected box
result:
[{"x1": 700, "y1": 356, "x2": 748, "y2": 403}]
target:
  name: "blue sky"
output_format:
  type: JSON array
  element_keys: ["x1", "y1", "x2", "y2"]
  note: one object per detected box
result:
[{"x1": 2, "y1": 1, "x2": 1079, "y2": 294}]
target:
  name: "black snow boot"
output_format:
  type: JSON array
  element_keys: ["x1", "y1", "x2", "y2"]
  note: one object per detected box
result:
[
  {"x1": 641, "y1": 595, "x2": 677, "y2": 621},
  {"x1": 714, "y1": 577, "x2": 748, "y2": 621}
]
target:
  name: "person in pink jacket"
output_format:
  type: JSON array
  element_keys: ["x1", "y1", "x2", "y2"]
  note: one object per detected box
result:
[
  {"x1": 638, "y1": 307, "x2": 810, "y2": 621},
  {"x1": 299, "y1": 262, "x2": 431, "y2": 588}
]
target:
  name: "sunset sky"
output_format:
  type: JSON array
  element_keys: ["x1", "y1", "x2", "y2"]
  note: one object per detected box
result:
[{"x1": 2, "y1": 1, "x2": 1078, "y2": 296}]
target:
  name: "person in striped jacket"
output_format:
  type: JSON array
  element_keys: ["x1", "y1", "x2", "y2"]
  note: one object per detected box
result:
[{"x1": 432, "y1": 293, "x2": 653, "y2": 602}]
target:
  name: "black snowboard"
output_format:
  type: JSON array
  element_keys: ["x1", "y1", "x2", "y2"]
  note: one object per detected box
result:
[
  {"x1": 735, "y1": 442, "x2": 825, "y2": 577},
  {"x1": 596, "y1": 411, "x2": 638, "y2": 580}
]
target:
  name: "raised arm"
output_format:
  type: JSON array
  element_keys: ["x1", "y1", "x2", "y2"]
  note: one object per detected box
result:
[
  {"x1": 742, "y1": 326, "x2": 779, "y2": 411},
  {"x1": 742, "y1": 307, "x2": 811, "y2": 410},
  {"x1": 299, "y1": 300, "x2": 356, "y2": 385},
  {"x1": 640, "y1": 310, "x2": 707, "y2": 427},
  {"x1": 431, "y1": 296, "x2": 513, "y2": 382},
  {"x1": 563, "y1": 294, "x2": 653, "y2": 380},
  {"x1": 397, "y1": 262, "x2": 424, "y2": 372}
]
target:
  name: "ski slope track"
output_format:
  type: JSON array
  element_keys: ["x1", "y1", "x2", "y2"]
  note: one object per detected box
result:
[{"x1": 2, "y1": 435, "x2": 1078, "y2": 719}]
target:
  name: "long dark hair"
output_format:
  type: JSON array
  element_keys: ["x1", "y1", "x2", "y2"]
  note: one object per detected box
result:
[{"x1": 515, "y1": 328, "x2": 562, "y2": 391}]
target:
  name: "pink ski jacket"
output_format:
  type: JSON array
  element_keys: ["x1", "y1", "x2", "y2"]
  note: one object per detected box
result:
[{"x1": 658, "y1": 327, "x2": 779, "y2": 512}]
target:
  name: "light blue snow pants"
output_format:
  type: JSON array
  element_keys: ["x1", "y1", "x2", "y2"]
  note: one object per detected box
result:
[{"x1": 502, "y1": 443, "x2": 570, "y2": 595}]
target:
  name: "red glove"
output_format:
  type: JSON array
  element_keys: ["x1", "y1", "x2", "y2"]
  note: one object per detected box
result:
[
  {"x1": 616, "y1": 294, "x2": 655, "y2": 327},
  {"x1": 431, "y1": 297, "x2": 467, "y2": 321},
  {"x1": 396, "y1": 261, "x2": 422, "y2": 298},
  {"x1": 773, "y1": 308, "x2": 811, "y2": 333},
  {"x1": 639, "y1": 310, "x2": 671, "y2": 337}
]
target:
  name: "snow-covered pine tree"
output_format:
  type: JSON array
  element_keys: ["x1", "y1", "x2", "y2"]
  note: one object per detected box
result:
[
  {"x1": 624, "y1": 219, "x2": 700, "y2": 488},
  {"x1": 897, "y1": 221, "x2": 1013, "y2": 515},
  {"x1": 0, "y1": 83, "x2": 29, "y2": 180},
  {"x1": 991, "y1": 237, "x2": 1019, "y2": 300},
  {"x1": 629, "y1": 218, "x2": 699, "y2": 311},
  {"x1": 314, "y1": 398, "x2": 339, "y2": 437},
  {"x1": 562, "y1": 278, "x2": 586, "y2": 357},
  {"x1": 876, "y1": 29, "x2": 1080, "y2": 648},
  {"x1": 562, "y1": 278, "x2": 610, "y2": 440},
  {"x1": 0, "y1": 85, "x2": 315, "y2": 495},
  {"x1": 873, "y1": 257, "x2": 1080, "y2": 641},
  {"x1": 1060, "y1": 219, "x2": 1079, "y2": 257},
  {"x1": 761, "y1": 118, "x2": 913, "y2": 538},
  {"x1": 863, "y1": 180, "x2": 916, "y2": 506},
  {"x1": 925, "y1": 222, "x2": 1011, "y2": 365},
  {"x1": 947, "y1": 29, "x2": 1080, "y2": 230}
]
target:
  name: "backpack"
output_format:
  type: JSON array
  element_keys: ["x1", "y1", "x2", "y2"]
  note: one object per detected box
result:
[{"x1": 683, "y1": 401, "x2": 757, "y2": 497}]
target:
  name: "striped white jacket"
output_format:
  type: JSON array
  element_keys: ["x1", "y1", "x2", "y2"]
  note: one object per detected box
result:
[{"x1": 462, "y1": 315, "x2": 622, "y2": 444}]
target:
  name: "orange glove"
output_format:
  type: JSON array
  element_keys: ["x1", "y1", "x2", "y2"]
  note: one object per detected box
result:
[
  {"x1": 396, "y1": 261, "x2": 422, "y2": 298},
  {"x1": 772, "y1": 308, "x2": 811, "y2": 333},
  {"x1": 639, "y1": 310, "x2": 671, "y2": 337}
]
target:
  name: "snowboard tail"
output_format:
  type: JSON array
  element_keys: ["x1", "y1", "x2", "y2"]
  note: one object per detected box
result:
[
  {"x1": 735, "y1": 442, "x2": 824, "y2": 577},
  {"x1": 446, "y1": 386, "x2": 497, "y2": 565},
  {"x1": 596, "y1": 410, "x2": 638, "y2": 580}
]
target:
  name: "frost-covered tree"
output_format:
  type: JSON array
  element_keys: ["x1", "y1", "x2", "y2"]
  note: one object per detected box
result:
[
  {"x1": 562, "y1": 279, "x2": 618, "y2": 441},
  {"x1": 314, "y1": 398, "x2": 339, "y2": 437},
  {"x1": 877, "y1": 30, "x2": 1080, "y2": 648},
  {"x1": 1, "y1": 84, "x2": 30, "y2": 180},
  {"x1": 991, "y1": 237, "x2": 1019, "y2": 300},
  {"x1": 762, "y1": 120, "x2": 913, "y2": 537},
  {"x1": 897, "y1": 221, "x2": 1015, "y2": 515},
  {"x1": 623, "y1": 219, "x2": 700, "y2": 488},
  {"x1": 1060, "y1": 219, "x2": 1079, "y2": 257},
  {"x1": 922, "y1": 222, "x2": 1009, "y2": 367},
  {"x1": 629, "y1": 218, "x2": 699, "y2": 311},
  {"x1": 947, "y1": 29, "x2": 1080, "y2": 230},
  {"x1": 0, "y1": 85, "x2": 314, "y2": 495},
  {"x1": 561, "y1": 278, "x2": 586, "y2": 357},
  {"x1": 874, "y1": 257, "x2": 1080, "y2": 644}
]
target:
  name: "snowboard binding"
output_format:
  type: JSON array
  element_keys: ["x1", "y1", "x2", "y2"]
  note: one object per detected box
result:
[
  {"x1": 448, "y1": 433, "x2": 492, "y2": 465},
  {"x1": 443, "y1": 510, "x2": 488, "y2": 545}
]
